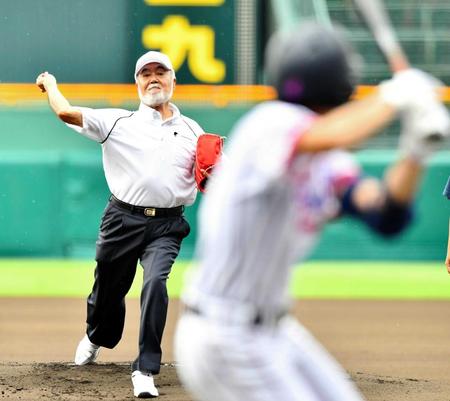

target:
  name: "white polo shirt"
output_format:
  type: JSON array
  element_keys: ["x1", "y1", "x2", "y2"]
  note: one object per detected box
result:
[{"x1": 67, "y1": 103, "x2": 204, "y2": 207}]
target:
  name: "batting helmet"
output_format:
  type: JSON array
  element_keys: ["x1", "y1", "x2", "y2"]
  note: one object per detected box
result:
[{"x1": 265, "y1": 22, "x2": 361, "y2": 108}]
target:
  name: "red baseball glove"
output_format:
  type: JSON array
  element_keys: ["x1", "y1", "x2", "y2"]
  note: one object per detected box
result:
[{"x1": 195, "y1": 133, "x2": 224, "y2": 192}]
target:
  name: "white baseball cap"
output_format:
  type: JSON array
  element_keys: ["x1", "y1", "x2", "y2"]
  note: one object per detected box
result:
[{"x1": 134, "y1": 51, "x2": 175, "y2": 80}]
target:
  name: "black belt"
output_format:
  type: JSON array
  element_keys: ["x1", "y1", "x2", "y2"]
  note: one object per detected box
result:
[
  {"x1": 110, "y1": 195, "x2": 184, "y2": 217},
  {"x1": 184, "y1": 304, "x2": 286, "y2": 326}
]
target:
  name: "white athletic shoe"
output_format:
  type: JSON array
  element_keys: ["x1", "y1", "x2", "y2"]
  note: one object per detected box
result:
[
  {"x1": 74, "y1": 334, "x2": 100, "y2": 365},
  {"x1": 132, "y1": 370, "x2": 159, "y2": 398}
]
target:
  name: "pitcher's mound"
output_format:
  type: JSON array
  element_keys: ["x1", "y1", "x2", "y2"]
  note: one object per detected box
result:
[{"x1": 1, "y1": 362, "x2": 449, "y2": 401}]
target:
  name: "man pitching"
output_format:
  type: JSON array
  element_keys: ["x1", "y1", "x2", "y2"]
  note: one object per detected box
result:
[{"x1": 36, "y1": 51, "x2": 206, "y2": 398}]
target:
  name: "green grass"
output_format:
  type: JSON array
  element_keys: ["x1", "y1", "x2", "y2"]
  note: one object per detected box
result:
[
  {"x1": 0, "y1": 259, "x2": 190, "y2": 298},
  {"x1": 0, "y1": 259, "x2": 449, "y2": 299},
  {"x1": 289, "y1": 261, "x2": 450, "y2": 299}
]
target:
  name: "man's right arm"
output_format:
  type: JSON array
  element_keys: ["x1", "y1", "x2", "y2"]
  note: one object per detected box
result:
[{"x1": 36, "y1": 72, "x2": 82, "y2": 127}]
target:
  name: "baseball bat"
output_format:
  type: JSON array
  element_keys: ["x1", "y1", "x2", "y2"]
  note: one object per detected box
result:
[
  {"x1": 352, "y1": 0, "x2": 410, "y2": 72},
  {"x1": 354, "y1": 0, "x2": 449, "y2": 143}
]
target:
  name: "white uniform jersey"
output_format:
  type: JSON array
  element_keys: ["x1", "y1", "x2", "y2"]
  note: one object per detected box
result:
[
  {"x1": 176, "y1": 100, "x2": 366, "y2": 401},
  {"x1": 184, "y1": 100, "x2": 360, "y2": 312}
]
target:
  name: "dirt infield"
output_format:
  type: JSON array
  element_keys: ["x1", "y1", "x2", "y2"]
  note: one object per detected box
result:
[{"x1": 1, "y1": 298, "x2": 450, "y2": 400}]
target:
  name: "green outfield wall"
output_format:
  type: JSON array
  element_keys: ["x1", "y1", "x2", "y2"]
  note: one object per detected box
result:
[{"x1": 1, "y1": 106, "x2": 449, "y2": 260}]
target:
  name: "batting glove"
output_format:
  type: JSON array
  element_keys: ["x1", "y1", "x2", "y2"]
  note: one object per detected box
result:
[
  {"x1": 398, "y1": 97, "x2": 450, "y2": 163},
  {"x1": 378, "y1": 68, "x2": 442, "y2": 112}
]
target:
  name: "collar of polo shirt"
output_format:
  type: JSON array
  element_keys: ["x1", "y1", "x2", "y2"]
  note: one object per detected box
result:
[{"x1": 138, "y1": 102, "x2": 181, "y2": 122}]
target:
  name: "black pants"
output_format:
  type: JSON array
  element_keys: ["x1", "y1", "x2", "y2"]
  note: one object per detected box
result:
[{"x1": 85, "y1": 200, "x2": 190, "y2": 374}]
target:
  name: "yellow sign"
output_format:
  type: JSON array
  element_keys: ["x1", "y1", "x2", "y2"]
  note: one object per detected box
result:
[
  {"x1": 145, "y1": 0, "x2": 225, "y2": 5},
  {"x1": 142, "y1": 15, "x2": 226, "y2": 83}
]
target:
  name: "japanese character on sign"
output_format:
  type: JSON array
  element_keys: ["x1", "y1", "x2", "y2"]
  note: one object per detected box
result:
[{"x1": 142, "y1": 15, "x2": 226, "y2": 83}]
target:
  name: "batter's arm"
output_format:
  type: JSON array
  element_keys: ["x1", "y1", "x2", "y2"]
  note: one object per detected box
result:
[
  {"x1": 349, "y1": 156, "x2": 421, "y2": 211},
  {"x1": 297, "y1": 68, "x2": 447, "y2": 153},
  {"x1": 297, "y1": 95, "x2": 396, "y2": 153},
  {"x1": 36, "y1": 72, "x2": 82, "y2": 127},
  {"x1": 340, "y1": 157, "x2": 422, "y2": 237}
]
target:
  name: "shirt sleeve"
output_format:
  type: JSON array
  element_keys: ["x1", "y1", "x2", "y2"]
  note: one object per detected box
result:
[
  {"x1": 251, "y1": 109, "x2": 315, "y2": 185},
  {"x1": 65, "y1": 107, "x2": 132, "y2": 142},
  {"x1": 230, "y1": 104, "x2": 315, "y2": 198}
]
